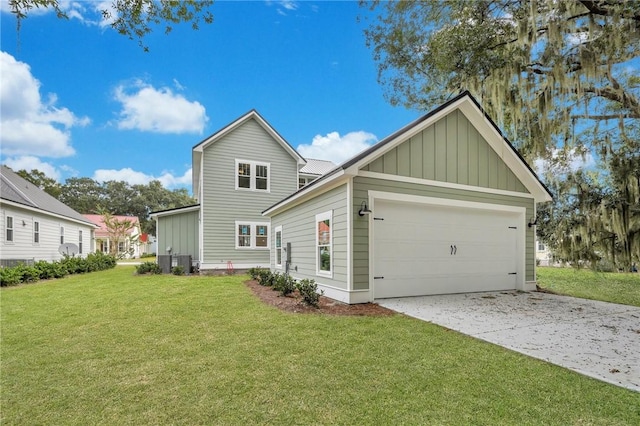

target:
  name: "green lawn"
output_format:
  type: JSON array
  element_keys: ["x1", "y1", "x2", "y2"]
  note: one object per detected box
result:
[
  {"x1": 537, "y1": 267, "x2": 640, "y2": 307},
  {"x1": 2, "y1": 268, "x2": 639, "y2": 425}
]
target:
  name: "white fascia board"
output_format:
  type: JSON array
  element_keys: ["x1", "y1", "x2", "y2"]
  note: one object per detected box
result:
[
  {"x1": 1, "y1": 199, "x2": 99, "y2": 228},
  {"x1": 150, "y1": 205, "x2": 201, "y2": 219},
  {"x1": 262, "y1": 170, "x2": 348, "y2": 216},
  {"x1": 192, "y1": 150, "x2": 202, "y2": 201},
  {"x1": 358, "y1": 171, "x2": 535, "y2": 199}
]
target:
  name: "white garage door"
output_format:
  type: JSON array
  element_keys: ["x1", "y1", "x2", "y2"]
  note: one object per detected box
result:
[{"x1": 373, "y1": 200, "x2": 520, "y2": 298}]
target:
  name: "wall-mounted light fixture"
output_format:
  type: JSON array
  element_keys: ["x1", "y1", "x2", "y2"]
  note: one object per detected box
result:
[
  {"x1": 358, "y1": 201, "x2": 372, "y2": 217},
  {"x1": 22, "y1": 220, "x2": 27, "y2": 226},
  {"x1": 528, "y1": 217, "x2": 538, "y2": 228}
]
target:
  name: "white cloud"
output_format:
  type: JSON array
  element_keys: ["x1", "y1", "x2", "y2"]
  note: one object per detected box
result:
[
  {"x1": 297, "y1": 131, "x2": 378, "y2": 165},
  {"x1": 0, "y1": 0, "x2": 116, "y2": 27},
  {"x1": 280, "y1": 1, "x2": 299, "y2": 11},
  {"x1": 113, "y1": 81, "x2": 208, "y2": 134},
  {"x1": 0, "y1": 51, "x2": 89, "y2": 158},
  {"x1": 93, "y1": 167, "x2": 192, "y2": 189},
  {"x1": 3, "y1": 156, "x2": 62, "y2": 181},
  {"x1": 534, "y1": 148, "x2": 595, "y2": 174}
]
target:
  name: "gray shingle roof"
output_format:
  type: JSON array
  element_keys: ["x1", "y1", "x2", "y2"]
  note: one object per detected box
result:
[
  {"x1": 299, "y1": 158, "x2": 336, "y2": 176},
  {"x1": 0, "y1": 166, "x2": 96, "y2": 226}
]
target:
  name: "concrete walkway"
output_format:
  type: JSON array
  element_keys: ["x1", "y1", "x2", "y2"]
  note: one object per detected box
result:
[{"x1": 377, "y1": 291, "x2": 640, "y2": 392}]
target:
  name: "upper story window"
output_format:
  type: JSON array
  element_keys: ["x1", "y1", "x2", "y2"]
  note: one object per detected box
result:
[
  {"x1": 6, "y1": 216, "x2": 14, "y2": 242},
  {"x1": 236, "y1": 221, "x2": 270, "y2": 250},
  {"x1": 236, "y1": 160, "x2": 270, "y2": 192},
  {"x1": 316, "y1": 211, "x2": 332, "y2": 277},
  {"x1": 34, "y1": 221, "x2": 40, "y2": 244}
]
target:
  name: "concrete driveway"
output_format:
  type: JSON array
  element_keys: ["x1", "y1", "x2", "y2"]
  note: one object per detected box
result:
[{"x1": 377, "y1": 291, "x2": 640, "y2": 392}]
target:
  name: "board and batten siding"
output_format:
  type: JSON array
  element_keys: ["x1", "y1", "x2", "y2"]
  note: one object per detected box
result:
[
  {"x1": 270, "y1": 184, "x2": 349, "y2": 290},
  {"x1": 156, "y1": 210, "x2": 199, "y2": 261},
  {"x1": 361, "y1": 109, "x2": 529, "y2": 194},
  {"x1": 201, "y1": 118, "x2": 299, "y2": 267},
  {"x1": 1, "y1": 205, "x2": 94, "y2": 262},
  {"x1": 352, "y1": 176, "x2": 536, "y2": 290}
]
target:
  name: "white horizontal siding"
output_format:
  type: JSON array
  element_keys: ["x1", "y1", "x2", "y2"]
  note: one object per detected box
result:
[
  {"x1": 1, "y1": 205, "x2": 95, "y2": 262},
  {"x1": 270, "y1": 184, "x2": 349, "y2": 290}
]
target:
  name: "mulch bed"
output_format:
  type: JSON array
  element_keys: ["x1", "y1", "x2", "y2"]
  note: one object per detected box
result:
[{"x1": 245, "y1": 279, "x2": 395, "y2": 316}]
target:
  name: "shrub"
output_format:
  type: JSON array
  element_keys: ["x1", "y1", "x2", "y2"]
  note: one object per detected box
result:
[
  {"x1": 248, "y1": 267, "x2": 267, "y2": 280},
  {"x1": 257, "y1": 269, "x2": 276, "y2": 287},
  {"x1": 34, "y1": 260, "x2": 65, "y2": 280},
  {"x1": 297, "y1": 278, "x2": 323, "y2": 308},
  {"x1": 136, "y1": 262, "x2": 162, "y2": 275},
  {"x1": 0, "y1": 267, "x2": 22, "y2": 286},
  {"x1": 172, "y1": 265, "x2": 185, "y2": 276},
  {"x1": 140, "y1": 253, "x2": 156, "y2": 259},
  {"x1": 86, "y1": 252, "x2": 117, "y2": 271},
  {"x1": 14, "y1": 264, "x2": 40, "y2": 284},
  {"x1": 274, "y1": 273, "x2": 296, "y2": 296}
]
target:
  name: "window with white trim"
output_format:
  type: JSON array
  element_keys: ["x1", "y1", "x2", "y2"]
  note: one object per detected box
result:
[
  {"x1": 79, "y1": 230, "x2": 83, "y2": 254},
  {"x1": 6, "y1": 216, "x2": 14, "y2": 242},
  {"x1": 34, "y1": 221, "x2": 39, "y2": 243},
  {"x1": 274, "y1": 226, "x2": 283, "y2": 268},
  {"x1": 235, "y1": 222, "x2": 270, "y2": 249},
  {"x1": 60, "y1": 226, "x2": 65, "y2": 244},
  {"x1": 235, "y1": 160, "x2": 270, "y2": 191},
  {"x1": 316, "y1": 211, "x2": 332, "y2": 276}
]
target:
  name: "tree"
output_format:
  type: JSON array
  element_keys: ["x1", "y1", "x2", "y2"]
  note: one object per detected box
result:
[
  {"x1": 99, "y1": 209, "x2": 136, "y2": 258},
  {"x1": 58, "y1": 177, "x2": 105, "y2": 214},
  {"x1": 15, "y1": 168, "x2": 62, "y2": 198},
  {"x1": 7, "y1": 0, "x2": 214, "y2": 50},
  {"x1": 363, "y1": 0, "x2": 640, "y2": 163}
]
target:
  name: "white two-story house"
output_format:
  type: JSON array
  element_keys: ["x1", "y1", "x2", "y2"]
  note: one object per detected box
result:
[{"x1": 151, "y1": 110, "x2": 334, "y2": 273}]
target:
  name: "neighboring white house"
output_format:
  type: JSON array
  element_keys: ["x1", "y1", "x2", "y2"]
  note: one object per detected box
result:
[
  {"x1": 151, "y1": 110, "x2": 335, "y2": 272},
  {"x1": 83, "y1": 214, "x2": 142, "y2": 258},
  {"x1": 1, "y1": 165, "x2": 98, "y2": 266},
  {"x1": 536, "y1": 238, "x2": 553, "y2": 266}
]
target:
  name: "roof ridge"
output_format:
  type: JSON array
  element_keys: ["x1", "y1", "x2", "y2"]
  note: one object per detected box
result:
[{"x1": 0, "y1": 169, "x2": 37, "y2": 207}]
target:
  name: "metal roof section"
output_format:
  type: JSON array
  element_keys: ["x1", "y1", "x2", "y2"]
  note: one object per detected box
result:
[
  {"x1": 150, "y1": 204, "x2": 200, "y2": 218},
  {"x1": 299, "y1": 158, "x2": 337, "y2": 176},
  {"x1": 0, "y1": 165, "x2": 97, "y2": 226}
]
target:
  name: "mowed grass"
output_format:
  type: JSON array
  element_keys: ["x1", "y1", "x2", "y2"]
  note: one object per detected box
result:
[
  {"x1": 2, "y1": 267, "x2": 639, "y2": 425},
  {"x1": 537, "y1": 267, "x2": 640, "y2": 307}
]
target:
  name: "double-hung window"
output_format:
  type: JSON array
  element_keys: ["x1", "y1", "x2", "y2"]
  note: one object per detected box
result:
[
  {"x1": 274, "y1": 226, "x2": 283, "y2": 268},
  {"x1": 34, "y1": 221, "x2": 40, "y2": 244},
  {"x1": 235, "y1": 160, "x2": 270, "y2": 192},
  {"x1": 60, "y1": 226, "x2": 65, "y2": 244},
  {"x1": 316, "y1": 211, "x2": 332, "y2": 277},
  {"x1": 236, "y1": 222, "x2": 270, "y2": 249},
  {"x1": 78, "y1": 230, "x2": 83, "y2": 254},
  {"x1": 6, "y1": 216, "x2": 13, "y2": 242}
]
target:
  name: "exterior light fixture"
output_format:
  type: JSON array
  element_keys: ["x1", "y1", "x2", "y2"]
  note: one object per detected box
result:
[
  {"x1": 528, "y1": 217, "x2": 538, "y2": 227},
  {"x1": 358, "y1": 201, "x2": 372, "y2": 216}
]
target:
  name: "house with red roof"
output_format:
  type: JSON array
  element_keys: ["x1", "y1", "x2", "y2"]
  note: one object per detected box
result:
[{"x1": 83, "y1": 214, "x2": 142, "y2": 258}]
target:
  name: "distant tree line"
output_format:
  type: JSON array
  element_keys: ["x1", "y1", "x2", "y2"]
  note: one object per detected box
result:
[{"x1": 14, "y1": 169, "x2": 196, "y2": 235}]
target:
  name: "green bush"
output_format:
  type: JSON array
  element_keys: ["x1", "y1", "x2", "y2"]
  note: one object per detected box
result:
[
  {"x1": 0, "y1": 267, "x2": 23, "y2": 286},
  {"x1": 296, "y1": 278, "x2": 323, "y2": 308},
  {"x1": 248, "y1": 267, "x2": 267, "y2": 280},
  {"x1": 257, "y1": 269, "x2": 276, "y2": 287},
  {"x1": 135, "y1": 262, "x2": 162, "y2": 275},
  {"x1": 172, "y1": 265, "x2": 185, "y2": 276},
  {"x1": 14, "y1": 264, "x2": 40, "y2": 283},
  {"x1": 34, "y1": 260, "x2": 67, "y2": 280},
  {"x1": 274, "y1": 273, "x2": 296, "y2": 296},
  {"x1": 140, "y1": 253, "x2": 156, "y2": 259},
  {"x1": 86, "y1": 251, "x2": 117, "y2": 271}
]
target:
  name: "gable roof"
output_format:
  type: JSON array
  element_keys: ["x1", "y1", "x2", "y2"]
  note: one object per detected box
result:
[
  {"x1": 82, "y1": 214, "x2": 140, "y2": 238},
  {"x1": 0, "y1": 166, "x2": 97, "y2": 227},
  {"x1": 192, "y1": 110, "x2": 306, "y2": 199},
  {"x1": 263, "y1": 92, "x2": 553, "y2": 216},
  {"x1": 299, "y1": 158, "x2": 337, "y2": 176}
]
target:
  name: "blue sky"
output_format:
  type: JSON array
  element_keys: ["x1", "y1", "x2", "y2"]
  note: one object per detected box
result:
[{"x1": 0, "y1": 0, "x2": 419, "y2": 193}]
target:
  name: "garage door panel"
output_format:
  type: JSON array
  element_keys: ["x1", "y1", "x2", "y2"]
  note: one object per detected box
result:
[{"x1": 373, "y1": 200, "x2": 519, "y2": 298}]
